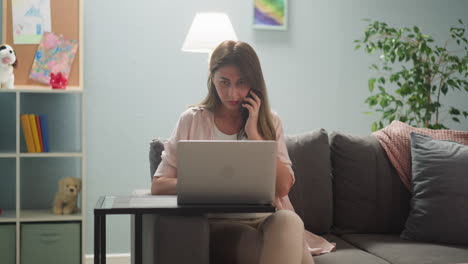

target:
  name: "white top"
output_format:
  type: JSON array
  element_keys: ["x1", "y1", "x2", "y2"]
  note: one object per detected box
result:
[{"x1": 213, "y1": 125, "x2": 238, "y2": 140}]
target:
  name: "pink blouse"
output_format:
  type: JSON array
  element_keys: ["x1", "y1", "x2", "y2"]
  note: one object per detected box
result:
[{"x1": 153, "y1": 106, "x2": 335, "y2": 255}]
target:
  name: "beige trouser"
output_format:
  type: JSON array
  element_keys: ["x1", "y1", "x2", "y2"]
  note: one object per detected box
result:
[{"x1": 209, "y1": 210, "x2": 314, "y2": 264}]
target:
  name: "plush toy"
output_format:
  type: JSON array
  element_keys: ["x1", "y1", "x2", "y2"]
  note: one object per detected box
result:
[
  {"x1": 0, "y1": 44, "x2": 18, "y2": 89},
  {"x1": 50, "y1": 72, "x2": 68, "y2": 89},
  {"x1": 53, "y1": 177, "x2": 82, "y2": 215}
]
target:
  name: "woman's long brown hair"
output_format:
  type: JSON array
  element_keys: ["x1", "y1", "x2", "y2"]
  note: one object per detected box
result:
[{"x1": 197, "y1": 40, "x2": 276, "y2": 140}]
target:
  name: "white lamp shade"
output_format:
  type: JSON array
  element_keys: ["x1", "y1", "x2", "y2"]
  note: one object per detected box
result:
[{"x1": 182, "y1": 13, "x2": 238, "y2": 53}]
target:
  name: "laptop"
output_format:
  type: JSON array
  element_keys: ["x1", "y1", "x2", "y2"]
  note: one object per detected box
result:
[{"x1": 176, "y1": 140, "x2": 277, "y2": 205}]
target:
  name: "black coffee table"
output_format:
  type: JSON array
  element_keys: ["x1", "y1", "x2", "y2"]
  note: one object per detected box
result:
[{"x1": 94, "y1": 195, "x2": 275, "y2": 264}]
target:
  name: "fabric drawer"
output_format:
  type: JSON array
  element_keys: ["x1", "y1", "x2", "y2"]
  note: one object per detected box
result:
[
  {"x1": 21, "y1": 222, "x2": 80, "y2": 264},
  {"x1": 0, "y1": 224, "x2": 16, "y2": 264}
]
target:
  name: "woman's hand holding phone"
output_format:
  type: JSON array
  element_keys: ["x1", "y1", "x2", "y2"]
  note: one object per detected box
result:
[{"x1": 242, "y1": 90, "x2": 263, "y2": 140}]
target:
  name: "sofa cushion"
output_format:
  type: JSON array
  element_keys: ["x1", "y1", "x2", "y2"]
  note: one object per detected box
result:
[
  {"x1": 149, "y1": 138, "x2": 166, "y2": 179},
  {"x1": 401, "y1": 133, "x2": 468, "y2": 245},
  {"x1": 340, "y1": 234, "x2": 468, "y2": 264},
  {"x1": 285, "y1": 129, "x2": 333, "y2": 235},
  {"x1": 330, "y1": 132, "x2": 410, "y2": 234},
  {"x1": 314, "y1": 235, "x2": 390, "y2": 264}
]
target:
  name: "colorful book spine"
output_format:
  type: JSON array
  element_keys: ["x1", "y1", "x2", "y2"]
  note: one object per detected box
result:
[
  {"x1": 20, "y1": 114, "x2": 36, "y2": 153},
  {"x1": 29, "y1": 114, "x2": 42, "y2": 153},
  {"x1": 35, "y1": 115, "x2": 44, "y2": 152},
  {"x1": 39, "y1": 115, "x2": 50, "y2": 152}
]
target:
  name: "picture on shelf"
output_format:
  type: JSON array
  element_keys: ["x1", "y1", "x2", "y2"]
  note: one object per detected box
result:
[{"x1": 29, "y1": 31, "x2": 78, "y2": 85}]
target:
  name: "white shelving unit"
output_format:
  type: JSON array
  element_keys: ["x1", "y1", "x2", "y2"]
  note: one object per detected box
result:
[
  {"x1": 1, "y1": 1, "x2": 85, "y2": 263},
  {"x1": 0, "y1": 88, "x2": 85, "y2": 264}
]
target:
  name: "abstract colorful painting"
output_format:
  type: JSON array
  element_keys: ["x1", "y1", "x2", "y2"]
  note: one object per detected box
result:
[
  {"x1": 29, "y1": 32, "x2": 78, "y2": 84},
  {"x1": 253, "y1": 0, "x2": 288, "y2": 30}
]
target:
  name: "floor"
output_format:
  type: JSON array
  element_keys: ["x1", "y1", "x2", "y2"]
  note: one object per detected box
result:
[{"x1": 85, "y1": 253, "x2": 131, "y2": 264}]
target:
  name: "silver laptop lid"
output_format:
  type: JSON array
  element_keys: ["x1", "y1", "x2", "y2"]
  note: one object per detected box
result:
[{"x1": 177, "y1": 140, "x2": 277, "y2": 205}]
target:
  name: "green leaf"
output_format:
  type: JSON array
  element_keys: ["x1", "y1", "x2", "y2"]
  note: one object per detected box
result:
[
  {"x1": 368, "y1": 78, "x2": 376, "y2": 92},
  {"x1": 371, "y1": 122, "x2": 378, "y2": 132},
  {"x1": 463, "y1": 111, "x2": 468, "y2": 118},
  {"x1": 452, "y1": 117, "x2": 460, "y2": 122},
  {"x1": 380, "y1": 98, "x2": 389, "y2": 108},
  {"x1": 459, "y1": 19, "x2": 464, "y2": 25},
  {"x1": 441, "y1": 84, "x2": 449, "y2": 95},
  {"x1": 355, "y1": 44, "x2": 362, "y2": 50},
  {"x1": 413, "y1": 26, "x2": 420, "y2": 33},
  {"x1": 450, "y1": 108, "x2": 461, "y2": 115}
]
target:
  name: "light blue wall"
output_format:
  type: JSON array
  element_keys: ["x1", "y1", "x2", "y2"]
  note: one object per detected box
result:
[{"x1": 83, "y1": 0, "x2": 468, "y2": 254}]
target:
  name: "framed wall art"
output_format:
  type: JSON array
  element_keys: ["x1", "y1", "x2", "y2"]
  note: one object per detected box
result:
[{"x1": 253, "y1": 0, "x2": 288, "y2": 30}]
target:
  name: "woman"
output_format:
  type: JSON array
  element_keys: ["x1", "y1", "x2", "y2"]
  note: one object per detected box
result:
[{"x1": 151, "y1": 40, "x2": 333, "y2": 264}]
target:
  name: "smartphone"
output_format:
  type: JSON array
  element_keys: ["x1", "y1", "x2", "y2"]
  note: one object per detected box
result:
[{"x1": 241, "y1": 92, "x2": 254, "y2": 121}]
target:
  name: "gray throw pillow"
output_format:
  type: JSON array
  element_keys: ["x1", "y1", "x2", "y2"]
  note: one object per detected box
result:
[
  {"x1": 401, "y1": 133, "x2": 468, "y2": 245},
  {"x1": 330, "y1": 132, "x2": 410, "y2": 235},
  {"x1": 285, "y1": 129, "x2": 333, "y2": 235}
]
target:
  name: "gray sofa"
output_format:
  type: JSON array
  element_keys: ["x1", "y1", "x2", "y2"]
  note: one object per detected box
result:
[{"x1": 138, "y1": 129, "x2": 468, "y2": 264}]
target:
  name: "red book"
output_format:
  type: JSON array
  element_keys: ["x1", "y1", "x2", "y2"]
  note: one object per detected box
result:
[{"x1": 36, "y1": 115, "x2": 44, "y2": 152}]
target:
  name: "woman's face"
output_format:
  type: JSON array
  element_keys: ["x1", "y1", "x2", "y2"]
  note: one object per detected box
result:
[{"x1": 213, "y1": 65, "x2": 251, "y2": 113}]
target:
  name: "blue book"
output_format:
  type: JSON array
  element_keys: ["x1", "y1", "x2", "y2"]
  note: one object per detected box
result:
[{"x1": 39, "y1": 115, "x2": 49, "y2": 152}]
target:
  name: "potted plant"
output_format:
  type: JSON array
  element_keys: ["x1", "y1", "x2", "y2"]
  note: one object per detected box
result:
[{"x1": 355, "y1": 19, "x2": 468, "y2": 131}]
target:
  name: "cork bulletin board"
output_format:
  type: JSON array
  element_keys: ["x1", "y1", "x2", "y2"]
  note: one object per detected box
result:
[{"x1": 2, "y1": 0, "x2": 81, "y2": 87}]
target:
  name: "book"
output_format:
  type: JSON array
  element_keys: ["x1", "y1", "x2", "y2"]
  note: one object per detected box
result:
[
  {"x1": 20, "y1": 114, "x2": 36, "y2": 153},
  {"x1": 29, "y1": 114, "x2": 42, "y2": 153},
  {"x1": 39, "y1": 115, "x2": 50, "y2": 152},
  {"x1": 29, "y1": 31, "x2": 79, "y2": 85},
  {"x1": 35, "y1": 115, "x2": 44, "y2": 152}
]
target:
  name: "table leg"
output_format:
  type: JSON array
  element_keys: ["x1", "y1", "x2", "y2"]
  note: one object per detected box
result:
[
  {"x1": 94, "y1": 213, "x2": 100, "y2": 264},
  {"x1": 135, "y1": 213, "x2": 142, "y2": 264},
  {"x1": 101, "y1": 214, "x2": 106, "y2": 264}
]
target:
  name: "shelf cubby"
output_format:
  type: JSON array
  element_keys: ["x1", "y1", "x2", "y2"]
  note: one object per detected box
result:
[
  {"x1": 19, "y1": 93, "x2": 82, "y2": 153},
  {"x1": 0, "y1": 158, "x2": 16, "y2": 222},
  {"x1": 0, "y1": 93, "x2": 17, "y2": 154},
  {"x1": 20, "y1": 157, "x2": 81, "y2": 217}
]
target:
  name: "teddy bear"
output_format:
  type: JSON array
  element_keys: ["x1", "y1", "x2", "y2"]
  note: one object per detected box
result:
[
  {"x1": 0, "y1": 44, "x2": 18, "y2": 89},
  {"x1": 53, "y1": 177, "x2": 82, "y2": 215}
]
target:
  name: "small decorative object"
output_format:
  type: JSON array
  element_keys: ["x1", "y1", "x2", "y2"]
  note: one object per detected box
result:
[
  {"x1": 50, "y1": 72, "x2": 68, "y2": 89},
  {"x1": 29, "y1": 31, "x2": 78, "y2": 85},
  {"x1": 0, "y1": 44, "x2": 18, "y2": 89},
  {"x1": 355, "y1": 19, "x2": 468, "y2": 131},
  {"x1": 0, "y1": 207, "x2": 2, "y2": 215},
  {"x1": 253, "y1": 0, "x2": 288, "y2": 30},
  {"x1": 53, "y1": 177, "x2": 82, "y2": 215}
]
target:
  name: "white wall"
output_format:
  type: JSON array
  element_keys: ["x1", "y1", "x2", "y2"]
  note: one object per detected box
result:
[{"x1": 84, "y1": 0, "x2": 468, "y2": 253}]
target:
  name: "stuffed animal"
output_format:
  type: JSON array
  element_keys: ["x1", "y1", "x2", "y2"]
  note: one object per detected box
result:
[
  {"x1": 53, "y1": 177, "x2": 82, "y2": 215},
  {"x1": 0, "y1": 44, "x2": 18, "y2": 89}
]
